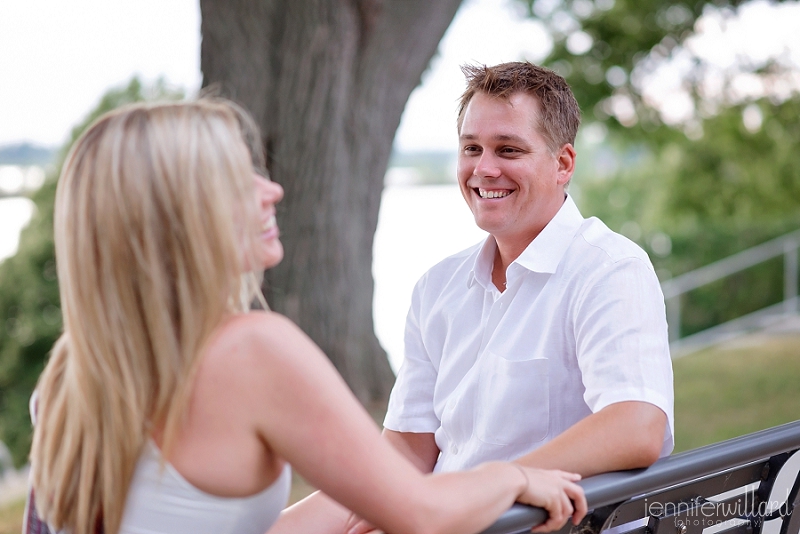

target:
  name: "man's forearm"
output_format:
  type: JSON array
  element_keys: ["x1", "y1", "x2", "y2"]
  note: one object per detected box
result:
[
  {"x1": 515, "y1": 401, "x2": 666, "y2": 477},
  {"x1": 382, "y1": 429, "x2": 440, "y2": 473}
]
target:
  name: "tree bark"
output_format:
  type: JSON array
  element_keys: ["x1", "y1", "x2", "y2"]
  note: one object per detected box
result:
[{"x1": 199, "y1": 0, "x2": 462, "y2": 404}]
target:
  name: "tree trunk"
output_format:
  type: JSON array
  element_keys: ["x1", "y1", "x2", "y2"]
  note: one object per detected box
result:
[{"x1": 199, "y1": 0, "x2": 462, "y2": 405}]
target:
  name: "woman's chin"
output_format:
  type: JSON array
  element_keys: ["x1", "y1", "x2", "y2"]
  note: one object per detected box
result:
[{"x1": 260, "y1": 245, "x2": 284, "y2": 270}]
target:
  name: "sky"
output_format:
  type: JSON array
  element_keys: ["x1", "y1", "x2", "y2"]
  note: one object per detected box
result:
[{"x1": 0, "y1": 0, "x2": 551, "y2": 153}]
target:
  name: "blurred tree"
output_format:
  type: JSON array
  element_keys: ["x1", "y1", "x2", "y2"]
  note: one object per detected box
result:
[
  {"x1": 0, "y1": 78, "x2": 183, "y2": 466},
  {"x1": 524, "y1": 0, "x2": 795, "y2": 132},
  {"x1": 200, "y1": 0, "x2": 462, "y2": 405}
]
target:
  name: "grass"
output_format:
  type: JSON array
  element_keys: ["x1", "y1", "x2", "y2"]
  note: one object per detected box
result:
[
  {"x1": 2, "y1": 333, "x2": 798, "y2": 531},
  {"x1": 0, "y1": 497, "x2": 24, "y2": 534},
  {"x1": 673, "y1": 333, "x2": 800, "y2": 452}
]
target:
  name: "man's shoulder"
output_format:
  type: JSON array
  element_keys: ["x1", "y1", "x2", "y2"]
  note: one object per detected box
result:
[{"x1": 574, "y1": 217, "x2": 653, "y2": 266}]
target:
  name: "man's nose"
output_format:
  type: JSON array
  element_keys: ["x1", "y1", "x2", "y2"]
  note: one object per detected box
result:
[{"x1": 474, "y1": 151, "x2": 501, "y2": 178}]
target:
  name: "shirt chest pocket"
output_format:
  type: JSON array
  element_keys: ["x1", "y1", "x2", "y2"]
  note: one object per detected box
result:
[{"x1": 475, "y1": 355, "x2": 549, "y2": 446}]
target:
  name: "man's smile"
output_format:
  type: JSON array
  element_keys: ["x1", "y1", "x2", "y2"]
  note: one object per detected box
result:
[{"x1": 476, "y1": 188, "x2": 512, "y2": 199}]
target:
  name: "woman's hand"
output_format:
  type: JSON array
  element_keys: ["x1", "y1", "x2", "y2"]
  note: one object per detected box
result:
[
  {"x1": 344, "y1": 511, "x2": 381, "y2": 534},
  {"x1": 515, "y1": 466, "x2": 587, "y2": 532},
  {"x1": 345, "y1": 465, "x2": 586, "y2": 534}
]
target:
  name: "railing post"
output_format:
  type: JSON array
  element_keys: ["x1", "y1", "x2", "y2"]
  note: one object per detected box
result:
[
  {"x1": 666, "y1": 295, "x2": 681, "y2": 344},
  {"x1": 785, "y1": 240, "x2": 798, "y2": 315}
]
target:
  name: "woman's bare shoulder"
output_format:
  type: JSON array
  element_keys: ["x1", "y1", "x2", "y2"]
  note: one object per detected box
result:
[
  {"x1": 217, "y1": 310, "x2": 303, "y2": 342},
  {"x1": 203, "y1": 311, "x2": 322, "y2": 373}
]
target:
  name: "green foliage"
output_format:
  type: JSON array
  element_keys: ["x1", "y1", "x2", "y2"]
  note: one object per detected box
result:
[
  {"x1": 0, "y1": 178, "x2": 60, "y2": 467},
  {"x1": 664, "y1": 99, "x2": 800, "y2": 226},
  {"x1": 524, "y1": 0, "x2": 752, "y2": 131},
  {"x1": 0, "y1": 77, "x2": 184, "y2": 467},
  {"x1": 577, "y1": 96, "x2": 800, "y2": 230}
]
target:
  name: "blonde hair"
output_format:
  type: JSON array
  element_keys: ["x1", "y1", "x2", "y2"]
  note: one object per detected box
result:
[{"x1": 30, "y1": 100, "x2": 264, "y2": 534}]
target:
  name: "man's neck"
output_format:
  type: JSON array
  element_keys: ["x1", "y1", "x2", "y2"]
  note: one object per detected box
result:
[{"x1": 491, "y1": 237, "x2": 531, "y2": 292}]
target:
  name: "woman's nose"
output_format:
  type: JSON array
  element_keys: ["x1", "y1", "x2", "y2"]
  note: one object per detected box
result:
[
  {"x1": 256, "y1": 175, "x2": 284, "y2": 205},
  {"x1": 264, "y1": 180, "x2": 283, "y2": 204}
]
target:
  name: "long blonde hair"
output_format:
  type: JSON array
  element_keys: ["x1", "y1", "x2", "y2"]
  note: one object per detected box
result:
[{"x1": 30, "y1": 100, "x2": 264, "y2": 534}]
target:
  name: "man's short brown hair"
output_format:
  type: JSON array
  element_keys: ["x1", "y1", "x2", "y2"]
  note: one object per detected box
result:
[{"x1": 457, "y1": 61, "x2": 581, "y2": 154}]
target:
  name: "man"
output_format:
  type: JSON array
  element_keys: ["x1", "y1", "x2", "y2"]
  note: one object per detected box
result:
[
  {"x1": 382, "y1": 61, "x2": 673, "y2": 477},
  {"x1": 274, "y1": 62, "x2": 673, "y2": 534}
]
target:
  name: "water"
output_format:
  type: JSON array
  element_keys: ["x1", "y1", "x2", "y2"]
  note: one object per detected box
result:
[
  {"x1": 373, "y1": 184, "x2": 486, "y2": 370},
  {"x1": 0, "y1": 197, "x2": 35, "y2": 260}
]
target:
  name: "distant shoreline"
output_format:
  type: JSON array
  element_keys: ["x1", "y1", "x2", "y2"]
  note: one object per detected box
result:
[{"x1": 0, "y1": 143, "x2": 56, "y2": 167}]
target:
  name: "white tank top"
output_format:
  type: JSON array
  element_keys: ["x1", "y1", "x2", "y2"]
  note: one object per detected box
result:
[{"x1": 118, "y1": 440, "x2": 291, "y2": 534}]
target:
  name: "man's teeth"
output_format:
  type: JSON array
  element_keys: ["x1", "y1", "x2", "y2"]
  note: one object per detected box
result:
[
  {"x1": 478, "y1": 189, "x2": 510, "y2": 199},
  {"x1": 262, "y1": 215, "x2": 276, "y2": 232}
]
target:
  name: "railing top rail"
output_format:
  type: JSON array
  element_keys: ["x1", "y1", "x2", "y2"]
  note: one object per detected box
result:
[
  {"x1": 482, "y1": 419, "x2": 800, "y2": 534},
  {"x1": 661, "y1": 229, "x2": 800, "y2": 299}
]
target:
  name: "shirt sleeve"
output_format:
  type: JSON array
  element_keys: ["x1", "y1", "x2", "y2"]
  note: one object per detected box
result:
[
  {"x1": 383, "y1": 275, "x2": 441, "y2": 433},
  {"x1": 574, "y1": 256, "x2": 675, "y2": 456}
]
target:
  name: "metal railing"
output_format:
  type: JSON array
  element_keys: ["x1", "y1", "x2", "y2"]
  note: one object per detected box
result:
[
  {"x1": 660, "y1": 229, "x2": 800, "y2": 355},
  {"x1": 482, "y1": 420, "x2": 800, "y2": 534}
]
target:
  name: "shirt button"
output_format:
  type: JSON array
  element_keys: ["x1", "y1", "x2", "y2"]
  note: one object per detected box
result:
[{"x1": 452, "y1": 445, "x2": 459, "y2": 454}]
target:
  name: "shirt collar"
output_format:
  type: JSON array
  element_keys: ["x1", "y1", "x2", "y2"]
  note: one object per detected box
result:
[
  {"x1": 516, "y1": 194, "x2": 584, "y2": 274},
  {"x1": 468, "y1": 237, "x2": 498, "y2": 289},
  {"x1": 468, "y1": 194, "x2": 584, "y2": 287}
]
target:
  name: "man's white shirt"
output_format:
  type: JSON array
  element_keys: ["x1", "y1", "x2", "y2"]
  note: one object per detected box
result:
[{"x1": 383, "y1": 195, "x2": 674, "y2": 472}]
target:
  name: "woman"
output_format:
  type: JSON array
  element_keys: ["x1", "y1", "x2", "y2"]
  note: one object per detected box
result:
[{"x1": 27, "y1": 99, "x2": 586, "y2": 534}]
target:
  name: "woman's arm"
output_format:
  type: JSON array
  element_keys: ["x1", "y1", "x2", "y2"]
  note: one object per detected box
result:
[{"x1": 231, "y1": 312, "x2": 585, "y2": 534}]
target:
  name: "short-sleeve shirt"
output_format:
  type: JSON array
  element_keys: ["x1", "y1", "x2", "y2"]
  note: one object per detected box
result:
[{"x1": 383, "y1": 195, "x2": 674, "y2": 472}]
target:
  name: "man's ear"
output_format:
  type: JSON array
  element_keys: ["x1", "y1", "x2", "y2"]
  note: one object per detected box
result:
[{"x1": 556, "y1": 143, "x2": 576, "y2": 186}]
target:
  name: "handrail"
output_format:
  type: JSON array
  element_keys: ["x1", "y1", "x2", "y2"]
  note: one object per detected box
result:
[
  {"x1": 481, "y1": 420, "x2": 800, "y2": 534},
  {"x1": 661, "y1": 229, "x2": 800, "y2": 299},
  {"x1": 661, "y1": 228, "x2": 800, "y2": 345}
]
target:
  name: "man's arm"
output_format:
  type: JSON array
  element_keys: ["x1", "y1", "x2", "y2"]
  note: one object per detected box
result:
[
  {"x1": 515, "y1": 401, "x2": 666, "y2": 477},
  {"x1": 383, "y1": 429, "x2": 440, "y2": 473},
  {"x1": 382, "y1": 402, "x2": 664, "y2": 480}
]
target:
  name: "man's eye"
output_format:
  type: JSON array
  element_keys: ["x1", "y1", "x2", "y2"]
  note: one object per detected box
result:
[
  {"x1": 500, "y1": 147, "x2": 519, "y2": 154},
  {"x1": 462, "y1": 145, "x2": 481, "y2": 154}
]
